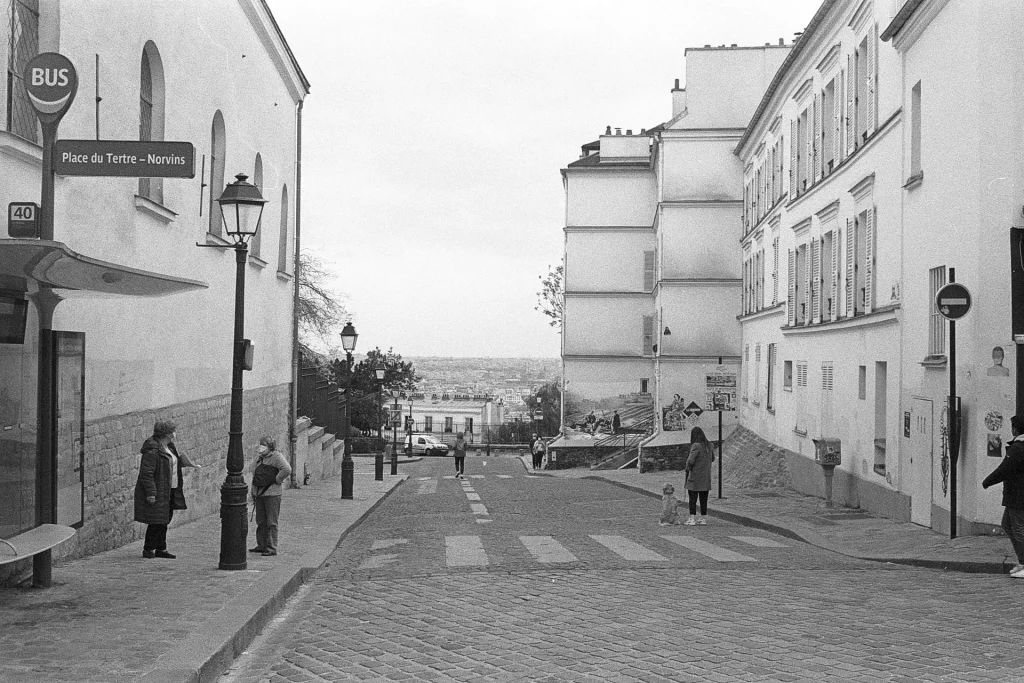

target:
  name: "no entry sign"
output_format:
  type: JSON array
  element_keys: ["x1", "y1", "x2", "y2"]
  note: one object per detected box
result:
[{"x1": 935, "y1": 282, "x2": 971, "y2": 320}]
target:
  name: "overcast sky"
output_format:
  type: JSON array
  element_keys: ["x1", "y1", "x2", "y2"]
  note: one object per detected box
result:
[{"x1": 267, "y1": 0, "x2": 823, "y2": 359}]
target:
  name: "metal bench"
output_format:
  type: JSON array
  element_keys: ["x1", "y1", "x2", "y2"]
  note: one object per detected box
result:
[{"x1": 0, "y1": 524, "x2": 76, "y2": 565}]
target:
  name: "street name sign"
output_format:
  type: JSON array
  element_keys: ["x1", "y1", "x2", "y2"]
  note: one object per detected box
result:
[
  {"x1": 8, "y1": 202, "x2": 40, "y2": 238},
  {"x1": 53, "y1": 140, "x2": 196, "y2": 178},
  {"x1": 935, "y1": 282, "x2": 971, "y2": 320}
]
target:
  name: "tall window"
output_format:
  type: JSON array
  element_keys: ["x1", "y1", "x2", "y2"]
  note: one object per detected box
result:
[
  {"x1": 822, "y1": 79, "x2": 835, "y2": 174},
  {"x1": 766, "y1": 343, "x2": 777, "y2": 410},
  {"x1": 424, "y1": 416, "x2": 433, "y2": 432},
  {"x1": 910, "y1": 81, "x2": 922, "y2": 179},
  {"x1": 754, "y1": 344, "x2": 762, "y2": 405},
  {"x1": 464, "y1": 417, "x2": 474, "y2": 434},
  {"x1": 7, "y1": 0, "x2": 39, "y2": 142},
  {"x1": 640, "y1": 378, "x2": 649, "y2": 394},
  {"x1": 444, "y1": 417, "x2": 453, "y2": 433},
  {"x1": 643, "y1": 251, "x2": 655, "y2": 290},
  {"x1": 929, "y1": 266, "x2": 946, "y2": 355},
  {"x1": 797, "y1": 109, "x2": 808, "y2": 192},
  {"x1": 208, "y1": 111, "x2": 226, "y2": 237},
  {"x1": 251, "y1": 154, "x2": 263, "y2": 258},
  {"x1": 138, "y1": 42, "x2": 165, "y2": 204},
  {"x1": 854, "y1": 210, "x2": 868, "y2": 314},
  {"x1": 795, "y1": 243, "x2": 807, "y2": 324},
  {"x1": 822, "y1": 231, "x2": 834, "y2": 319},
  {"x1": 277, "y1": 185, "x2": 290, "y2": 273},
  {"x1": 642, "y1": 315, "x2": 654, "y2": 355}
]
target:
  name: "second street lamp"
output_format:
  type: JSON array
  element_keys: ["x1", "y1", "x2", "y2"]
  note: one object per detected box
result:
[
  {"x1": 215, "y1": 173, "x2": 267, "y2": 571},
  {"x1": 374, "y1": 366, "x2": 385, "y2": 481},
  {"x1": 339, "y1": 322, "x2": 357, "y2": 500},
  {"x1": 391, "y1": 389, "x2": 400, "y2": 475}
]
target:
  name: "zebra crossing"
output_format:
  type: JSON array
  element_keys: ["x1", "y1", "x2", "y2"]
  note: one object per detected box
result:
[{"x1": 356, "y1": 533, "x2": 789, "y2": 569}]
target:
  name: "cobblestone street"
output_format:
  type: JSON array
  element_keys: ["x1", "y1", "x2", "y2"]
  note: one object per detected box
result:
[{"x1": 220, "y1": 456, "x2": 1024, "y2": 682}]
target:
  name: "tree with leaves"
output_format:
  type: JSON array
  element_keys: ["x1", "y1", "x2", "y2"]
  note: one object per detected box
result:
[
  {"x1": 528, "y1": 378, "x2": 575, "y2": 437},
  {"x1": 535, "y1": 260, "x2": 564, "y2": 332},
  {"x1": 332, "y1": 347, "x2": 420, "y2": 434},
  {"x1": 298, "y1": 249, "x2": 349, "y2": 351}
]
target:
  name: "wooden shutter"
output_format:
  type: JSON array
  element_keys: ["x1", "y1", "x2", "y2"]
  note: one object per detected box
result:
[
  {"x1": 787, "y1": 249, "x2": 796, "y2": 326},
  {"x1": 790, "y1": 121, "x2": 797, "y2": 196},
  {"x1": 643, "y1": 251, "x2": 655, "y2": 290},
  {"x1": 767, "y1": 148, "x2": 773, "y2": 205},
  {"x1": 833, "y1": 76, "x2": 842, "y2": 165},
  {"x1": 867, "y1": 24, "x2": 877, "y2": 136},
  {"x1": 803, "y1": 244, "x2": 811, "y2": 324},
  {"x1": 830, "y1": 229, "x2": 839, "y2": 321},
  {"x1": 865, "y1": 206, "x2": 876, "y2": 313},
  {"x1": 773, "y1": 237, "x2": 780, "y2": 305},
  {"x1": 847, "y1": 56, "x2": 856, "y2": 153},
  {"x1": 804, "y1": 111, "x2": 812, "y2": 192},
  {"x1": 845, "y1": 218, "x2": 856, "y2": 317},
  {"x1": 813, "y1": 94, "x2": 821, "y2": 183},
  {"x1": 811, "y1": 237, "x2": 821, "y2": 323}
]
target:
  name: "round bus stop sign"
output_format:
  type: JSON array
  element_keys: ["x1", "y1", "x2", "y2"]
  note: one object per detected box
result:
[
  {"x1": 23, "y1": 52, "x2": 78, "y2": 124},
  {"x1": 935, "y1": 282, "x2": 971, "y2": 320}
]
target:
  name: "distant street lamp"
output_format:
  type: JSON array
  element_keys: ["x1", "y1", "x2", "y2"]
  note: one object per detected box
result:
[
  {"x1": 406, "y1": 397, "x2": 414, "y2": 456},
  {"x1": 536, "y1": 396, "x2": 543, "y2": 438},
  {"x1": 374, "y1": 366, "x2": 385, "y2": 481},
  {"x1": 339, "y1": 322, "x2": 358, "y2": 500},
  {"x1": 390, "y1": 389, "x2": 400, "y2": 475},
  {"x1": 216, "y1": 173, "x2": 267, "y2": 572}
]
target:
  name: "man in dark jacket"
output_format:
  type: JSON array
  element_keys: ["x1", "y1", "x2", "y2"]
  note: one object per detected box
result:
[{"x1": 982, "y1": 414, "x2": 1024, "y2": 578}]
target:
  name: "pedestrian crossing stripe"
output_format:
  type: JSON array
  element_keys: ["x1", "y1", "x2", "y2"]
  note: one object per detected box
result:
[
  {"x1": 660, "y1": 535, "x2": 756, "y2": 562},
  {"x1": 465, "y1": 492, "x2": 481, "y2": 501},
  {"x1": 470, "y1": 503, "x2": 488, "y2": 515},
  {"x1": 360, "y1": 534, "x2": 788, "y2": 569}
]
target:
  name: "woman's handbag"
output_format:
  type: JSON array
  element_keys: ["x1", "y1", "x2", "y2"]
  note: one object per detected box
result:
[{"x1": 252, "y1": 460, "x2": 279, "y2": 490}]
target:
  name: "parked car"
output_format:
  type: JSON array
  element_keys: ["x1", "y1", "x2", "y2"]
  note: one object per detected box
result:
[{"x1": 404, "y1": 434, "x2": 450, "y2": 456}]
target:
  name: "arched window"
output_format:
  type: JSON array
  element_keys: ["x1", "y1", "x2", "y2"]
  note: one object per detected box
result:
[
  {"x1": 138, "y1": 41, "x2": 166, "y2": 203},
  {"x1": 277, "y1": 185, "x2": 290, "y2": 272},
  {"x1": 251, "y1": 154, "x2": 263, "y2": 258},
  {"x1": 208, "y1": 111, "x2": 226, "y2": 236}
]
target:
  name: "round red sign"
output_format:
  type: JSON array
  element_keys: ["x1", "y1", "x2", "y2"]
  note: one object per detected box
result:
[{"x1": 23, "y1": 52, "x2": 77, "y2": 123}]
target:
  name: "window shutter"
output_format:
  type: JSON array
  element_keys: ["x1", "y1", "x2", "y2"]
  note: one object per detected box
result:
[
  {"x1": 803, "y1": 243, "x2": 811, "y2": 325},
  {"x1": 811, "y1": 237, "x2": 821, "y2": 323},
  {"x1": 830, "y1": 228, "x2": 839, "y2": 322},
  {"x1": 832, "y1": 77, "x2": 842, "y2": 165},
  {"x1": 773, "y1": 237, "x2": 780, "y2": 305},
  {"x1": 642, "y1": 315, "x2": 654, "y2": 355},
  {"x1": 845, "y1": 218, "x2": 856, "y2": 317},
  {"x1": 865, "y1": 206, "x2": 876, "y2": 313},
  {"x1": 867, "y1": 24, "x2": 878, "y2": 136},
  {"x1": 760, "y1": 249, "x2": 766, "y2": 309},
  {"x1": 804, "y1": 111, "x2": 812, "y2": 192},
  {"x1": 643, "y1": 251, "x2": 655, "y2": 290},
  {"x1": 790, "y1": 121, "x2": 797, "y2": 195},
  {"x1": 768, "y1": 147, "x2": 774, "y2": 204},
  {"x1": 787, "y1": 248, "x2": 796, "y2": 326},
  {"x1": 813, "y1": 94, "x2": 821, "y2": 183},
  {"x1": 847, "y1": 56, "x2": 856, "y2": 153}
]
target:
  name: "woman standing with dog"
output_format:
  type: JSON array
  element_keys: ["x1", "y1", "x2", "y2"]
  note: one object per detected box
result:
[{"x1": 684, "y1": 426, "x2": 714, "y2": 526}]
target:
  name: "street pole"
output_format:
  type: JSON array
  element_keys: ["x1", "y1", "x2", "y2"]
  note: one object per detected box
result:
[
  {"x1": 948, "y1": 268, "x2": 958, "y2": 539},
  {"x1": 374, "y1": 377, "x2": 384, "y2": 481},
  {"x1": 219, "y1": 242, "x2": 250, "y2": 570},
  {"x1": 341, "y1": 351, "x2": 354, "y2": 499},
  {"x1": 718, "y1": 355, "x2": 724, "y2": 500},
  {"x1": 391, "y1": 393, "x2": 399, "y2": 475}
]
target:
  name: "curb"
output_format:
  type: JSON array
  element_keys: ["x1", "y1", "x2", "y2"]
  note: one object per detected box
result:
[
  {"x1": 141, "y1": 476, "x2": 407, "y2": 683},
  {"x1": 581, "y1": 476, "x2": 1012, "y2": 575}
]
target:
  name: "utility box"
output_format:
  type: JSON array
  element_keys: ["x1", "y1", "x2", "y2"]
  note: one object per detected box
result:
[{"x1": 813, "y1": 438, "x2": 842, "y2": 466}]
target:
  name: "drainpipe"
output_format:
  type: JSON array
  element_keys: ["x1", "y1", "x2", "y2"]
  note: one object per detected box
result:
[{"x1": 288, "y1": 98, "x2": 303, "y2": 487}]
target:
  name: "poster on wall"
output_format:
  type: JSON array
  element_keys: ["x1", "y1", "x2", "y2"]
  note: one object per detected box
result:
[
  {"x1": 985, "y1": 410, "x2": 1004, "y2": 458},
  {"x1": 704, "y1": 366, "x2": 737, "y2": 412}
]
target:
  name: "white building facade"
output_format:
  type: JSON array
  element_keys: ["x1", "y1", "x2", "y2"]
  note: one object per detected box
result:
[
  {"x1": 738, "y1": 0, "x2": 1024, "y2": 532},
  {"x1": 0, "y1": 0, "x2": 308, "y2": 567},
  {"x1": 560, "y1": 44, "x2": 787, "y2": 462}
]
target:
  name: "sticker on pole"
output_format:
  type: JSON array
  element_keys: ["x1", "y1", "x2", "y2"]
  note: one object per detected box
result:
[
  {"x1": 935, "y1": 283, "x2": 971, "y2": 320},
  {"x1": 23, "y1": 52, "x2": 78, "y2": 124}
]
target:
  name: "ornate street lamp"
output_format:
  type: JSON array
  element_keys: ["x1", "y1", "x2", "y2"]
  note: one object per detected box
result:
[
  {"x1": 340, "y1": 322, "x2": 358, "y2": 499},
  {"x1": 216, "y1": 173, "x2": 267, "y2": 571},
  {"x1": 374, "y1": 366, "x2": 385, "y2": 481},
  {"x1": 406, "y1": 397, "x2": 414, "y2": 456}
]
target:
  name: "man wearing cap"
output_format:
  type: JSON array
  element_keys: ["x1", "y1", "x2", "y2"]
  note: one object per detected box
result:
[{"x1": 982, "y1": 415, "x2": 1024, "y2": 578}]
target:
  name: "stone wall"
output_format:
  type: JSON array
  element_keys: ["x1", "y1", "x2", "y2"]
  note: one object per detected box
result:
[
  {"x1": 61, "y1": 383, "x2": 291, "y2": 561},
  {"x1": 640, "y1": 444, "x2": 691, "y2": 473},
  {"x1": 546, "y1": 446, "x2": 620, "y2": 470}
]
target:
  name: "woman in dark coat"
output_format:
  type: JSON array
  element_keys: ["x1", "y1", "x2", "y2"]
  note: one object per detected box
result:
[
  {"x1": 134, "y1": 419, "x2": 198, "y2": 558},
  {"x1": 684, "y1": 426, "x2": 714, "y2": 526}
]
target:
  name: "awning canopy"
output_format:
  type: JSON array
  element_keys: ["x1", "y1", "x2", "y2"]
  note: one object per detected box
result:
[{"x1": 0, "y1": 239, "x2": 207, "y2": 297}]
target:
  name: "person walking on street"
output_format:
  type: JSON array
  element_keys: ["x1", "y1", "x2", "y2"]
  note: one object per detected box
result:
[
  {"x1": 982, "y1": 415, "x2": 1024, "y2": 577},
  {"x1": 453, "y1": 432, "x2": 468, "y2": 479},
  {"x1": 684, "y1": 426, "x2": 714, "y2": 526},
  {"x1": 531, "y1": 434, "x2": 546, "y2": 470},
  {"x1": 250, "y1": 436, "x2": 291, "y2": 557},
  {"x1": 612, "y1": 411, "x2": 621, "y2": 434},
  {"x1": 134, "y1": 419, "x2": 200, "y2": 559}
]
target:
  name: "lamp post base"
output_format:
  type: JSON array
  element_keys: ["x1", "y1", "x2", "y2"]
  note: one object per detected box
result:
[
  {"x1": 390, "y1": 450, "x2": 398, "y2": 475},
  {"x1": 219, "y1": 476, "x2": 249, "y2": 570},
  {"x1": 374, "y1": 451, "x2": 384, "y2": 481},
  {"x1": 341, "y1": 456, "x2": 354, "y2": 499}
]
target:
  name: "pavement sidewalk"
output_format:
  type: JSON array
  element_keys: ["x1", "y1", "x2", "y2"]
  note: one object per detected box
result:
[
  {"x1": 0, "y1": 461, "x2": 408, "y2": 683},
  {"x1": 522, "y1": 456, "x2": 1017, "y2": 575}
]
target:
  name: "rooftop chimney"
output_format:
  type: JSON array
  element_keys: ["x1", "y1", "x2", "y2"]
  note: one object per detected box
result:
[
  {"x1": 626, "y1": 129, "x2": 632, "y2": 135},
  {"x1": 615, "y1": 127, "x2": 622, "y2": 135},
  {"x1": 779, "y1": 37, "x2": 785, "y2": 46},
  {"x1": 605, "y1": 125, "x2": 612, "y2": 135}
]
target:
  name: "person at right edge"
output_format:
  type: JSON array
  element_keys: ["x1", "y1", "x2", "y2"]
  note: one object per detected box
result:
[
  {"x1": 982, "y1": 415, "x2": 1024, "y2": 578},
  {"x1": 684, "y1": 426, "x2": 714, "y2": 526},
  {"x1": 249, "y1": 436, "x2": 292, "y2": 557}
]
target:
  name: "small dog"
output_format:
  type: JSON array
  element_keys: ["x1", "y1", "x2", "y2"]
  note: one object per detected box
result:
[{"x1": 660, "y1": 483, "x2": 682, "y2": 526}]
